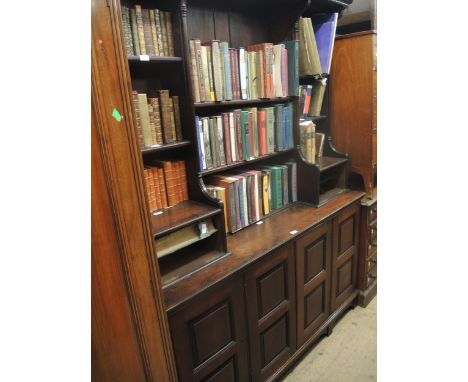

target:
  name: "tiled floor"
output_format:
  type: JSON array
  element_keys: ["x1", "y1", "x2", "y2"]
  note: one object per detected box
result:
[{"x1": 281, "y1": 297, "x2": 377, "y2": 382}]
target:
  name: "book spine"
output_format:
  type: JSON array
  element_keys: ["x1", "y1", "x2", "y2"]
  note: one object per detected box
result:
[
  {"x1": 272, "y1": 168, "x2": 283, "y2": 210},
  {"x1": 245, "y1": 176, "x2": 252, "y2": 224},
  {"x1": 131, "y1": 91, "x2": 144, "y2": 148},
  {"x1": 216, "y1": 116, "x2": 226, "y2": 166},
  {"x1": 266, "y1": 108, "x2": 275, "y2": 154},
  {"x1": 194, "y1": 40, "x2": 206, "y2": 102},
  {"x1": 228, "y1": 183, "x2": 236, "y2": 232},
  {"x1": 157, "y1": 168, "x2": 168, "y2": 208},
  {"x1": 251, "y1": 108, "x2": 258, "y2": 157},
  {"x1": 137, "y1": 93, "x2": 152, "y2": 147},
  {"x1": 158, "y1": 90, "x2": 173, "y2": 143},
  {"x1": 273, "y1": 45, "x2": 283, "y2": 97},
  {"x1": 211, "y1": 42, "x2": 223, "y2": 101},
  {"x1": 164, "y1": 11, "x2": 175, "y2": 56},
  {"x1": 258, "y1": 110, "x2": 266, "y2": 155},
  {"x1": 239, "y1": 48, "x2": 247, "y2": 100},
  {"x1": 258, "y1": 50, "x2": 265, "y2": 98},
  {"x1": 121, "y1": 6, "x2": 134, "y2": 56},
  {"x1": 291, "y1": 162, "x2": 297, "y2": 202},
  {"x1": 282, "y1": 166, "x2": 288, "y2": 206},
  {"x1": 195, "y1": 117, "x2": 206, "y2": 170},
  {"x1": 246, "y1": 52, "x2": 251, "y2": 99},
  {"x1": 150, "y1": 98, "x2": 163, "y2": 145},
  {"x1": 147, "y1": 99, "x2": 158, "y2": 146},
  {"x1": 154, "y1": 9, "x2": 164, "y2": 56},
  {"x1": 202, "y1": 46, "x2": 214, "y2": 102},
  {"x1": 168, "y1": 99, "x2": 177, "y2": 143},
  {"x1": 173, "y1": 161, "x2": 183, "y2": 203},
  {"x1": 232, "y1": 49, "x2": 240, "y2": 100},
  {"x1": 208, "y1": 118, "x2": 219, "y2": 168},
  {"x1": 275, "y1": 104, "x2": 284, "y2": 151},
  {"x1": 229, "y1": 112, "x2": 237, "y2": 162},
  {"x1": 252, "y1": 52, "x2": 258, "y2": 99},
  {"x1": 189, "y1": 40, "x2": 201, "y2": 103},
  {"x1": 235, "y1": 110, "x2": 243, "y2": 160},
  {"x1": 149, "y1": 10, "x2": 160, "y2": 56},
  {"x1": 247, "y1": 112, "x2": 254, "y2": 158},
  {"x1": 202, "y1": 118, "x2": 213, "y2": 169},
  {"x1": 135, "y1": 5, "x2": 146, "y2": 55},
  {"x1": 151, "y1": 168, "x2": 162, "y2": 210},
  {"x1": 172, "y1": 96, "x2": 183, "y2": 141},
  {"x1": 163, "y1": 162, "x2": 177, "y2": 206},
  {"x1": 281, "y1": 46, "x2": 288, "y2": 97},
  {"x1": 262, "y1": 172, "x2": 270, "y2": 215},
  {"x1": 222, "y1": 113, "x2": 232, "y2": 165},
  {"x1": 142, "y1": 9, "x2": 155, "y2": 56},
  {"x1": 130, "y1": 9, "x2": 140, "y2": 56},
  {"x1": 145, "y1": 169, "x2": 154, "y2": 211},
  {"x1": 223, "y1": 43, "x2": 232, "y2": 101},
  {"x1": 266, "y1": 45, "x2": 274, "y2": 98},
  {"x1": 160, "y1": 10, "x2": 169, "y2": 56},
  {"x1": 219, "y1": 42, "x2": 226, "y2": 101},
  {"x1": 180, "y1": 161, "x2": 189, "y2": 201}
]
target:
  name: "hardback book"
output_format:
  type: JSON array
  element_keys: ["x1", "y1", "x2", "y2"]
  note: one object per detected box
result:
[
  {"x1": 238, "y1": 48, "x2": 248, "y2": 100},
  {"x1": 280, "y1": 165, "x2": 289, "y2": 206},
  {"x1": 235, "y1": 173, "x2": 252, "y2": 224},
  {"x1": 233, "y1": 49, "x2": 241, "y2": 100},
  {"x1": 172, "y1": 96, "x2": 183, "y2": 141},
  {"x1": 201, "y1": 117, "x2": 213, "y2": 169},
  {"x1": 189, "y1": 40, "x2": 201, "y2": 102},
  {"x1": 285, "y1": 161, "x2": 297, "y2": 203},
  {"x1": 172, "y1": 161, "x2": 182, "y2": 202},
  {"x1": 299, "y1": 84, "x2": 313, "y2": 116},
  {"x1": 195, "y1": 117, "x2": 206, "y2": 170},
  {"x1": 206, "y1": 185, "x2": 228, "y2": 230},
  {"x1": 247, "y1": 112, "x2": 254, "y2": 158},
  {"x1": 281, "y1": 46, "x2": 288, "y2": 97},
  {"x1": 215, "y1": 116, "x2": 226, "y2": 166},
  {"x1": 159, "y1": 10, "x2": 169, "y2": 56},
  {"x1": 245, "y1": 107, "x2": 258, "y2": 157},
  {"x1": 261, "y1": 169, "x2": 271, "y2": 215},
  {"x1": 180, "y1": 161, "x2": 189, "y2": 200},
  {"x1": 204, "y1": 41, "x2": 223, "y2": 101},
  {"x1": 258, "y1": 110, "x2": 267, "y2": 156},
  {"x1": 222, "y1": 113, "x2": 232, "y2": 165},
  {"x1": 300, "y1": 119, "x2": 316, "y2": 164},
  {"x1": 221, "y1": 42, "x2": 232, "y2": 101},
  {"x1": 261, "y1": 165, "x2": 283, "y2": 210},
  {"x1": 137, "y1": 93, "x2": 153, "y2": 147},
  {"x1": 274, "y1": 104, "x2": 284, "y2": 151},
  {"x1": 149, "y1": 168, "x2": 161, "y2": 210},
  {"x1": 229, "y1": 49, "x2": 239, "y2": 100},
  {"x1": 168, "y1": 100, "x2": 177, "y2": 143},
  {"x1": 245, "y1": 52, "x2": 251, "y2": 99},
  {"x1": 143, "y1": 169, "x2": 154, "y2": 211},
  {"x1": 131, "y1": 91, "x2": 144, "y2": 148},
  {"x1": 299, "y1": 17, "x2": 322, "y2": 76},
  {"x1": 229, "y1": 112, "x2": 237, "y2": 163},
  {"x1": 148, "y1": 97, "x2": 163, "y2": 144},
  {"x1": 156, "y1": 161, "x2": 177, "y2": 206},
  {"x1": 141, "y1": 9, "x2": 155, "y2": 56},
  {"x1": 250, "y1": 51, "x2": 259, "y2": 99},
  {"x1": 147, "y1": 99, "x2": 158, "y2": 146},
  {"x1": 263, "y1": 107, "x2": 275, "y2": 154},
  {"x1": 245, "y1": 170, "x2": 262, "y2": 221},
  {"x1": 149, "y1": 10, "x2": 160, "y2": 56},
  {"x1": 283, "y1": 104, "x2": 290, "y2": 150},
  {"x1": 157, "y1": 167, "x2": 168, "y2": 208},
  {"x1": 157, "y1": 90, "x2": 174, "y2": 143},
  {"x1": 121, "y1": 6, "x2": 134, "y2": 56},
  {"x1": 135, "y1": 5, "x2": 146, "y2": 55},
  {"x1": 208, "y1": 118, "x2": 219, "y2": 168},
  {"x1": 207, "y1": 176, "x2": 238, "y2": 232},
  {"x1": 130, "y1": 9, "x2": 140, "y2": 55},
  {"x1": 154, "y1": 9, "x2": 164, "y2": 56},
  {"x1": 240, "y1": 111, "x2": 250, "y2": 160},
  {"x1": 234, "y1": 110, "x2": 243, "y2": 161},
  {"x1": 229, "y1": 175, "x2": 248, "y2": 227},
  {"x1": 257, "y1": 50, "x2": 265, "y2": 98},
  {"x1": 194, "y1": 40, "x2": 207, "y2": 102},
  {"x1": 163, "y1": 11, "x2": 175, "y2": 56},
  {"x1": 272, "y1": 44, "x2": 284, "y2": 97},
  {"x1": 315, "y1": 132, "x2": 325, "y2": 158},
  {"x1": 312, "y1": 13, "x2": 338, "y2": 74},
  {"x1": 247, "y1": 43, "x2": 274, "y2": 98},
  {"x1": 283, "y1": 40, "x2": 299, "y2": 96},
  {"x1": 206, "y1": 46, "x2": 216, "y2": 101},
  {"x1": 309, "y1": 78, "x2": 327, "y2": 116}
]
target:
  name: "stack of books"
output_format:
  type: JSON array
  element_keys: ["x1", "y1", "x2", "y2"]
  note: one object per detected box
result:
[
  {"x1": 121, "y1": 5, "x2": 175, "y2": 57},
  {"x1": 205, "y1": 162, "x2": 297, "y2": 233},
  {"x1": 132, "y1": 90, "x2": 183, "y2": 148},
  {"x1": 196, "y1": 103, "x2": 294, "y2": 171},
  {"x1": 299, "y1": 119, "x2": 325, "y2": 164},
  {"x1": 299, "y1": 82, "x2": 327, "y2": 117},
  {"x1": 189, "y1": 39, "x2": 299, "y2": 102},
  {"x1": 143, "y1": 160, "x2": 189, "y2": 212},
  {"x1": 299, "y1": 13, "x2": 338, "y2": 76}
]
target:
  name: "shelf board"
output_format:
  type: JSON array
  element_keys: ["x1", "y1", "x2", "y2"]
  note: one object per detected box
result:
[
  {"x1": 316, "y1": 156, "x2": 348, "y2": 171},
  {"x1": 150, "y1": 200, "x2": 222, "y2": 239},
  {"x1": 194, "y1": 96, "x2": 293, "y2": 109},
  {"x1": 141, "y1": 140, "x2": 190, "y2": 155},
  {"x1": 128, "y1": 55, "x2": 182, "y2": 63},
  {"x1": 317, "y1": 188, "x2": 348, "y2": 207},
  {"x1": 200, "y1": 149, "x2": 295, "y2": 176},
  {"x1": 299, "y1": 73, "x2": 330, "y2": 80}
]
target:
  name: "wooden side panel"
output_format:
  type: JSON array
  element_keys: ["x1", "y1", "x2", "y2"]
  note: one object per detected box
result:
[
  {"x1": 245, "y1": 243, "x2": 296, "y2": 382},
  {"x1": 169, "y1": 277, "x2": 249, "y2": 382},
  {"x1": 295, "y1": 221, "x2": 332, "y2": 347},
  {"x1": 331, "y1": 203, "x2": 360, "y2": 312}
]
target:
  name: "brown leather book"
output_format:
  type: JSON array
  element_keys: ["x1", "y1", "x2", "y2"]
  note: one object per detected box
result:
[
  {"x1": 146, "y1": 168, "x2": 156, "y2": 211},
  {"x1": 151, "y1": 167, "x2": 162, "y2": 210},
  {"x1": 222, "y1": 112, "x2": 232, "y2": 165},
  {"x1": 131, "y1": 91, "x2": 144, "y2": 148},
  {"x1": 147, "y1": 100, "x2": 158, "y2": 146},
  {"x1": 180, "y1": 161, "x2": 189, "y2": 201},
  {"x1": 173, "y1": 161, "x2": 183, "y2": 204},
  {"x1": 159, "y1": 10, "x2": 169, "y2": 56},
  {"x1": 168, "y1": 98, "x2": 178, "y2": 143},
  {"x1": 141, "y1": 9, "x2": 155, "y2": 56},
  {"x1": 172, "y1": 96, "x2": 183, "y2": 141},
  {"x1": 156, "y1": 161, "x2": 177, "y2": 206},
  {"x1": 157, "y1": 168, "x2": 168, "y2": 208},
  {"x1": 163, "y1": 11, "x2": 175, "y2": 56},
  {"x1": 149, "y1": 10, "x2": 160, "y2": 56},
  {"x1": 157, "y1": 90, "x2": 173, "y2": 143},
  {"x1": 135, "y1": 5, "x2": 146, "y2": 55},
  {"x1": 148, "y1": 97, "x2": 163, "y2": 145}
]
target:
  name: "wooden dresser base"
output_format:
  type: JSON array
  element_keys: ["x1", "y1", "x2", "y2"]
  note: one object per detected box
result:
[{"x1": 357, "y1": 279, "x2": 377, "y2": 308}]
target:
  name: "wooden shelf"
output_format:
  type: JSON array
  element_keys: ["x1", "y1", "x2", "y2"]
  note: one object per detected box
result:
[
  {"x1": 150, "y1": 200, "x2": 222, "y2": 239},
  {"x1": 317, "y1": 188, "x2": 348, "y2": 207},
  {"x1": 299, "y1": 73, "x2": 330, "y2": 80},
  {"x1": 128, "y1": 55, "x2": 183, "y2": 63},
  {"x1": 141, "y1": 140, "x2": 190, "y2": 155},
  {"x1": 194, "y1": 96, "x2": 293, "y2": 109},
  {"x1": 316, "y1": 156, "x2": 348, "y2": 171},
  {"x1": 200, "y1": 149, "x2": 294, "y2": 176}
]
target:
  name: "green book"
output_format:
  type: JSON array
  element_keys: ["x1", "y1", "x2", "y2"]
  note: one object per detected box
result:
[
  {"x1": 274, "y1": 104, "x2": 284, "y2": 152},
  {"x1": 282, "y1": 40, "x2": 299, "y2": 96},
  {"x1": 240, "y1": 111, "x2": 250, "y2": 160},
  {"x1": 260, "y1": 165, "x2": 283, "y2": 210}
]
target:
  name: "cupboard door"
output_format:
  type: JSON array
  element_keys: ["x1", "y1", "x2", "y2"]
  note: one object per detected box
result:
[
  {"x1": 245, "y1": 243, "x2": 296, "y2": 382},
  {"x1": 169, "y1": 277, "x2": 249, "y2": 382},
  {"x1": 295, "y1": 221, "x2": 332, "y2": 347},
  {"x1": 331, "y1": 204, "x2": 360, "y2": 312}
]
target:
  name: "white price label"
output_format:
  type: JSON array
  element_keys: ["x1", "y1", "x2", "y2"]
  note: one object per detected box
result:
[
  {"x1": 153, "y1": 211, "x2": 163, "y2": 216},
  {"x1": 290, "y1": 230, "x2": 298, "y2": 235},
  {"x1": 256, "y1": 221, "x2": 263, "y2": 225},
  {"x1": 139, "y1": 54, "x2": 150, "y2": 61}
]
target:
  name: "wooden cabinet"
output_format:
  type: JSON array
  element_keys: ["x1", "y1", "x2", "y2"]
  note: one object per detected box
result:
[
  {"x1": 330, "y1": 31, "x2": 377, "y2": 196},
  {"x1": 245, "y1": 244, "x2": 296, "y2": 382},
  {"x1": 331, "y1": 204, "x2": 360, "y2": 313},
  {"x1": 295, "y1": 221, "x2": 332, "y2": 347},
  {"x1": 168, "y1": 277, "x2": 249, "y2": 382},
  {"x1": 357, "y1": 197, "x2": 377, "y2": 306}
]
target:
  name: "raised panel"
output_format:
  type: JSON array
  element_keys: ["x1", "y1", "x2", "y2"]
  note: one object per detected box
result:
[
  {"x1": 339, "y1": 216, "x2": 355, "y2": 255},
  {"x1": 304, "y1": 236, "x2": 326, "y2": 283},
  {"x1": 257, "y1": 263, "x2": 286, "y2": 319},
  {"x1": 337, "y1": 258, "x2": 353, "y2": 296},
  {"x1": 261, "y1": 316, "x2": 288, "y2": 368},
  {"x1": 304, "y1": 283, "x2": 325, "y2": 328},
  {"x1": 202, "y1": 359, "x2": 236, "y2": 382},
  {"x1": 191, "y1": 302, "x2": 232, "y2": 365}
]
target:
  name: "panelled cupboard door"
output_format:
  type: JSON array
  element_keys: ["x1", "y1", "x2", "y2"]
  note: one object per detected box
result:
[
  {"x1": 245, "y1": 243, "x2": 296, "y2": 382},
  {"x1": 295, "y1": 221, "x2": 332, "y2": 347},
  {"x1": 168, "y1": 277, "x2": 249, "y2": 382},
  {"x1": 331, "y1": 204, "x2": 360, "y2": 312}
]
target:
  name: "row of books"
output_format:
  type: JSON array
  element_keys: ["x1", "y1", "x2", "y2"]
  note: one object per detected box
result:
[
  {"x1": 189, "y1": 39, "x2": 299, "y2": 103},
  {"x1": 121, "y1": 5, "x2": 175, "y2": 57},
  {"x1": 205, "y1": 162, "x2": 297, "y2": 233},
  {"x1": 196, "y1": 103, "x2": 295, "y2": 171},
  {"x1": 299, "y1": 13, "x2": 338, "y2": 76},
  {"x1": 299, "y1": 119, "x2": 325, "y2": 164},
  {"x1": 132, "y1": 90, "x2": 183, "y2": 148},
  {"x1": 299, "y1": 81, "x2": 327, "y2": 118},
  {"x1": 143, "y1": 160, "x2": 189, "y2": 212}
]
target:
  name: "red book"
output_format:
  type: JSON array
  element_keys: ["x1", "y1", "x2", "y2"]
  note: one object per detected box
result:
[
  {"x1": 233, "y1": 49, "x2": 241, "y2": 100},
  {"x1": 281, "y1": 46, "x2": 288, "y2": 97},
  {"x1": 222, "y1": 112, "x2": 232, "y2": 164},
  {"x1": 303, "y1": 86, "x2": 312, "y2": 115},
  {"x1": 258, "y1": 110, "x2": 267, "y2": 155},
  {"x1": 180, "y1": 161, "x2": 189, "y2": 201}
]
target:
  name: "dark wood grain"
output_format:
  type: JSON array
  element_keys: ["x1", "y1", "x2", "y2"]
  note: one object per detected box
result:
[
  {"x1": 164, "y1": 191, "x2": 364, "y2": 313},
  {"x1": 141, "y1": 140, "x2": 191, "y2": 155},
  {"x1": 194, "y1": 97, "x2": 293, "y2": 109},
  {"x1": 317, "y1": 156, "x2": 348, "y2": 172}
]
